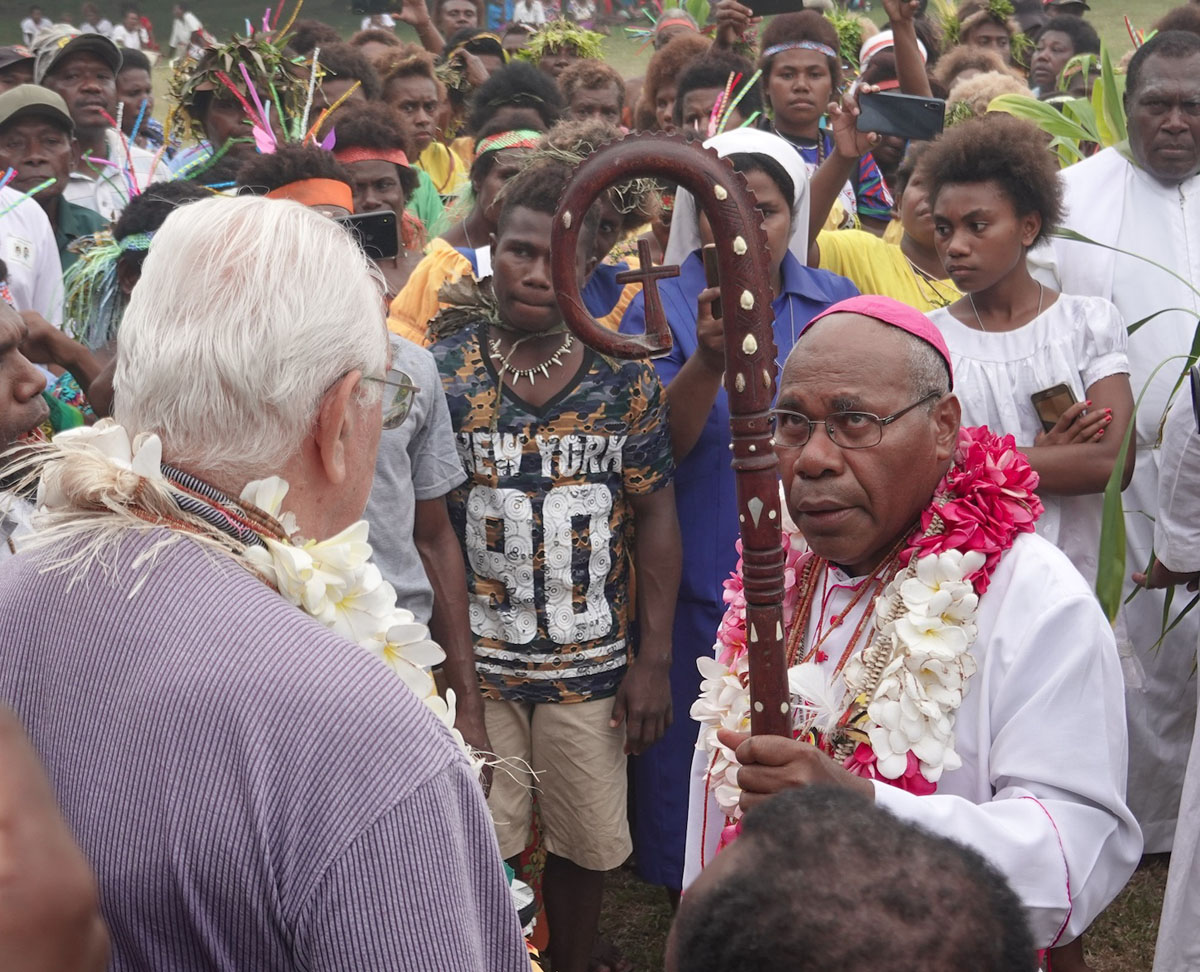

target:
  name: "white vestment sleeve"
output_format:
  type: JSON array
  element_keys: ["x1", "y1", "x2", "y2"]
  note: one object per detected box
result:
[
  {"x1": 872, "y1": 579, "x2": 1141, "y2": 948},
  {"x1": 1154, "y1": 392, "x2": 1200, "y2": 575}
]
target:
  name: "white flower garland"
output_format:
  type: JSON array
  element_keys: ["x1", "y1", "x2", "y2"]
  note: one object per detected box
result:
[
  {"x1": 29, "y1": 422, "x2": 482, "y2": 775},
  {"x1": 693, "y1": 541, "x2": 983, "y2": 820}
]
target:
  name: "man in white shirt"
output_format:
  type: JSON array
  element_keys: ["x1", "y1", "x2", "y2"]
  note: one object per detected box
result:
[
  {"x1": 20, "y1": 6, "x2": 52, "y2": 45},
  {"x1": 31, "y1": 25, "x2": 160, "y2": 221},
  {"x1": 684, "y1": 296, "x2": 1141, "y2": 951},
  {"x1": 79, "y1": 2, "x2": 114, "y2": 37},
  {"x1": 169, "y1": 3, "x2": 204, "y2": 62},
  {"x1": 110, "y1": 9, "x2": 148, "y2": 50},
  {"x1": 0, "y1": 184, "x2": 62, "y2": 327},
  {"x1": 1031, "y1": 28, "x2": 1200, "y2": 855},
  {"x1": 512, "y1": 0, "x2": 547, "y2": 25},
  {"x1": 1136, "y1": 391, "x2": 1200, "y2": 972}
]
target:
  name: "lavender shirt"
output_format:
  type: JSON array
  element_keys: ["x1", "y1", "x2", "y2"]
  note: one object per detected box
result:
[{"x1": 0, "y1": 528, "x2": 528, "y2": 971}]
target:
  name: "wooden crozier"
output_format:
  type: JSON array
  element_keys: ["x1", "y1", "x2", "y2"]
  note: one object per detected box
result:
[{"x1": 549, "y1": 133, "x2": 791, "y2": 737}]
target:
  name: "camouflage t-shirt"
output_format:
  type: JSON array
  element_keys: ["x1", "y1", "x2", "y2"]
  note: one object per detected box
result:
[{"x1": 433, "y1": 323, "x2": 674, "y2": 704}]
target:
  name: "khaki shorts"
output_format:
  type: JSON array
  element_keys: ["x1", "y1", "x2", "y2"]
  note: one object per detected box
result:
[{"x1": 485, "y1": 696, "x2": 631, "y2": 872}]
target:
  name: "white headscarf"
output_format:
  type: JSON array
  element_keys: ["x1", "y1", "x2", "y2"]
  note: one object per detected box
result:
[{"x1": 663, "y1": 128, "x2": 812, "y2": 269}]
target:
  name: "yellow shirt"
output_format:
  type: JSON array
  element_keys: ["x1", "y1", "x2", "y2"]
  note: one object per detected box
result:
[
  {"x1": 816, "y1": 229, "x2": 960, "y2": 312},
  {"x1": 387, "y1": 238, "x2": 473, "y2": 345},
  {"x1": 418, "y1": 141, "x2": 470, "y2": 198}
]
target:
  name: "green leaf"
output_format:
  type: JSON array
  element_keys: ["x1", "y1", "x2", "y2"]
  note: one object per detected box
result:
[
  {"x1": 1097, "y1": 43, "x2": 1128, "y2": 145},
  {"x1": 1096, "y1": 356, "x2": 1193, "y2": 619},
  {"x1": 1126, "y1": 306, "x2": 1200, "y2": 336},
  {"x1": 1096, "y1": 419, "x2": 1133, "y2": 621},
  {"x1": 1061, "y1": 96, "x2": 1099, "y2": 142},
  {"x1": 987, "y1": 94, "x2": 1094, "y2": 144},
  {"x1": 1149, "y1": 592, "x2": 1200, "y2": 652}
]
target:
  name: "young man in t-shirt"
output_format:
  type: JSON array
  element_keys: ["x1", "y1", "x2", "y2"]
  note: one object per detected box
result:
[{"x1": 432, "y1": 159, "x2": 681, "y2": 972}]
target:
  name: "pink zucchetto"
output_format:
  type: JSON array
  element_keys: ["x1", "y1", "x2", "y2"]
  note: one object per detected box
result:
[{"x1": 805, "y1": 295, "x2": 954, "y2": 390}]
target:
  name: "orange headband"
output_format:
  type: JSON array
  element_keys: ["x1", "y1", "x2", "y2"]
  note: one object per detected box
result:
[
  {"x1": 265, "y1": 178, "x2": 354, "y2": 210},
  {"x1": 332, "y1": 146, "x2": 411, "y2": 167}
]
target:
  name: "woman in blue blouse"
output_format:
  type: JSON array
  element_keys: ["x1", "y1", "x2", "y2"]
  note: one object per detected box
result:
[{"x1": 619, "y1": 127, "x2": 858, "y2": 897}]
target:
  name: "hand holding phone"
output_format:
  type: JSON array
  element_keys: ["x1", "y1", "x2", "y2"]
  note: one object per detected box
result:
[
  {"x1": 855, "y1": 92, "x2": 945, "y2": 141},
  {"x1": 1031, "y1": 382, "x2": 1078, "y2": 433}
]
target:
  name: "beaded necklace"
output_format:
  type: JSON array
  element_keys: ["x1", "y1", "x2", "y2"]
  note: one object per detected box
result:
[{"x1": 784, "y1": 550, "x2": 899, "y2": 673}]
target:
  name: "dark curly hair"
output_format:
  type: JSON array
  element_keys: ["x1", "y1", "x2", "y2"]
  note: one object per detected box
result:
[
  {"x1": 923, "y1": 114, "x2": 1062, "y2": 245},
  {"x1": 496, "y1": 158, "x2": 600, "y2": 254},
  {"x1": 317, "y1": 42, "x2": 383, "y2": 101},
  {"x1": 640, "y1": 31, "x2": 711, "y2": 122},
  {"x1": 673, "y1": 50, "x2": 761, "y2": 129},
  {"x1": 112, "y1": 181, "x2": 211, "y2": 273},
  {"x1": 1040, "y1": 14, "x2": 1100, "y2": 55},
  {"x1": 1153, "y1": 4, "x2": 1200, "y2": 37},
  {"x1": 465, "y1": 60, "x2": 563, "y2": 134},
  {"x1": 759, "y1": 11, "x2": 842, "y2": 89},
  {"x1": 672, "y1": 787, "x2": 1036, "y2": 972},
  {"x1": 235, "y1": 143, "x2": 351, "y2": 196},
  {"x1": 559, "y1": 58, "x2": 626, "y2": 114},
  {"x1": 932, "y1": 44, "x2": 1017, "y2": 90},
  {"x1": 287, "y1": 19, "x2": 342, "y2": 56},
  {"x1": 118, "y1": 47, "x2": 151, "y2": 74},
  {"x1": 330, "y1": 101, "x2": 420, "y2": 197}
]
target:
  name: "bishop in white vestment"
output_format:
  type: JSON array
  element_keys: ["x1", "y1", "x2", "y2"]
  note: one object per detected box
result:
[{"x1": 684, "y1": 296, "x2": 1141, "y2": 951}]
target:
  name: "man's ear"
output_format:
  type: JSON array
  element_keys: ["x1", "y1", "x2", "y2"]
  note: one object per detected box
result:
[
  {"x1": 933, "y1": 393, "x2": 962, "y2": 462},
  {"x1": 313, "y1": 370, "x2": 362, "y2": 486}
]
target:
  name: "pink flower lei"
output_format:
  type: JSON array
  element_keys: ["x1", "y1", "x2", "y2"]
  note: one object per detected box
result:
[
  {"x1": 903, "y1": 426, "x2": 1043, "y2": 594},
  {"x1": 695, "y1": 425, "x2": 1043, "y2": 823}
]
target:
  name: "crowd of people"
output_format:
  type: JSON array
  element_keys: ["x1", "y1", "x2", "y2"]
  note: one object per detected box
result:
[{"x1": 2, "y1": 0, "x2": 1200, "y2": 969}]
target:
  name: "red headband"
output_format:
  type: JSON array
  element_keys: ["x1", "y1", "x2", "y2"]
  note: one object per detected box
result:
[
  {"x1": 332, "y1": 146, "x2": 411, "y2": 167},
  {"x1": 265, "y1": 178, "x2": 354, "y2": 211}
]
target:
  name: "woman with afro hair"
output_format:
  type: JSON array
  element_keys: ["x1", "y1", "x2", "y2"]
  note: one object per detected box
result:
[{"x1": 924, "y1": 114, "x2": 1134, "y2": 587}]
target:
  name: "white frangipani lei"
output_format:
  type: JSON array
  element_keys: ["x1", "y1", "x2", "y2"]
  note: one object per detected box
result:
[
  {"x1": 693, "y1": 542, "x2": 983, "y2": 820},
  {"x1": 240, "y1": 478, "x2": 483, "y2": 774},
  {"x1": 843, "y1": 548, "x2": 983, "y2": 783},
  {"x1": 26, "y1": 421, "x2": 481, "y2": 775}
]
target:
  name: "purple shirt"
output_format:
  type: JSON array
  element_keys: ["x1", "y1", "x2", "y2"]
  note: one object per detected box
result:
[{"x1": 0, "y1": 528, "x2": 528, "y2": 971}]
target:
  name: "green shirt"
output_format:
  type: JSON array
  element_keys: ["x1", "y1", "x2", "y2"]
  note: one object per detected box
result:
[
  {"x1": 407, "y1": 169, "x2": 448, "y2": 240},
  {"x1": 54, "y1": 198, "x2": 108, "y2": 271}
]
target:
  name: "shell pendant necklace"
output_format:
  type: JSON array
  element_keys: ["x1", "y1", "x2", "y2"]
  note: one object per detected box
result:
[{"x1": 489, "y1": 328, "x2": 574, "y2": 387}]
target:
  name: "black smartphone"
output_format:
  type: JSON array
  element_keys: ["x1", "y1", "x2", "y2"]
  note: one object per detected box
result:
[
  {"x1": 1031, "y1": 382, "x2": 1078, "y2": 433},
  {"x1": 855, "y1": 92, "x2": 946, "y2": 141},
  {"x1": 746, "y1": 0, "x2": 804, "y2": 15},
  {"x1": 336, "y1": 210, "x2": 399, "y2": 261},
  {"x1": 350, "y1": 0, "x2": 392, "y2": 13},
  {"x1": 702, "y1": 243, "x2": 722, "y2": 321},
  {"x1": 1190, "y1": 363, "x2": 1200, "y2": 433}
]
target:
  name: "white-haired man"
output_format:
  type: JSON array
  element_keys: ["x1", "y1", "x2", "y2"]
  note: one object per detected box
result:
[{"x1": 0, "y1": 195, "x2": 529, "y2": 969}]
